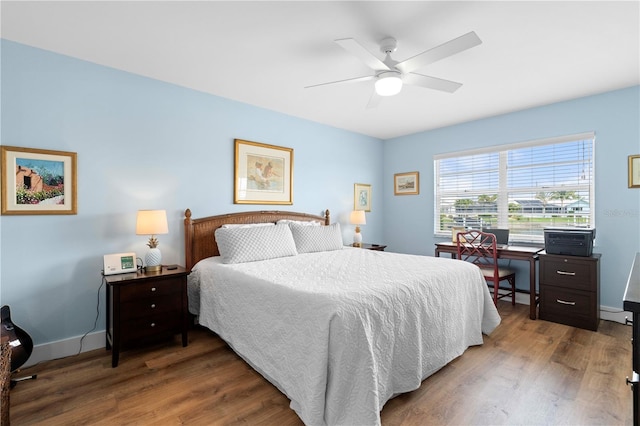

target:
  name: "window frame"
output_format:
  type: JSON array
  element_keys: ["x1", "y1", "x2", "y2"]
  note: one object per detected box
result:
[{"x1": 433, "y1": 132, "x2": 595, "y2": 244}]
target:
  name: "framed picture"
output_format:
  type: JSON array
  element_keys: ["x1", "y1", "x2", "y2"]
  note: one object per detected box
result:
[
  {"x1": 629, "y1": 155, "x2": 640, "y2": 188},
  {"x1": 1, "y1": 146, "x2": 77, "y2": 215},
  {"x1": 354, "y1": 183, "x2": 371, "y2": 212},
  {"x1": 394, "y1": 171, "x2": 420, "y2": 195},
  {"x1": 234, "y1": 139, "x2": 293, "y2": 204}
]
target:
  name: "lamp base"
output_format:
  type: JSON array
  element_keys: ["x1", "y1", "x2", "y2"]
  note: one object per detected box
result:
[
  {"x1": 145, "y1": 248, "x2": 162, "y2": 273},
  {"x1": 353, "y1": 229, "x2": 363, "y2": 247}
]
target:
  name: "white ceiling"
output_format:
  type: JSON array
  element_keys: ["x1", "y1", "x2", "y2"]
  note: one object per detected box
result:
[{"x1": 2, "y1": 1, "x2": 639, "y2": 140}]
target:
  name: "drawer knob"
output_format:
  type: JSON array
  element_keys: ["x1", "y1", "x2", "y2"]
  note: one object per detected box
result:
[
  {"x1": 151, "y1": 304, "x2": 156, "y2": 309},
  {"x1": 556, "y1": 270, "x2": 576, "y2": 276},
  {"x1": 151, "y1": 287, "x2": 157, "y2": 292},
  {"x1": 150, "y1": 322, "x2": 156, "y2": 327},
  {"x1": 556, "y1": 299, "x2": 576, "y2": 306}
]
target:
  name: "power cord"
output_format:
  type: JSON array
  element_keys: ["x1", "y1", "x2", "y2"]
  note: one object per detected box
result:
[
  {"x1": 79, "y1": 261, "x2": 143, "y2": 355},
  {"x1": 76, "y1": 275, "x2": 105, "y2": 356}
]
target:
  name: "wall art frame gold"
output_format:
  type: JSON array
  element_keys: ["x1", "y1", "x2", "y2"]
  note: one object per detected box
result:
[
  {"x1": 629, "y1": 154, "x2": 640, "y2": 188},
  {"x1": 394, "y1": 171, "x2": 420, "y2": 195},
  {"x1": 234, "y1": 139, "x2": 293, "y2": 204},
  {"x1": 1, "y1": 145, "x2": 77, "y2": 215},
  {"x1": 354, "y1": 183, "x2": 371, "y2": 212}
]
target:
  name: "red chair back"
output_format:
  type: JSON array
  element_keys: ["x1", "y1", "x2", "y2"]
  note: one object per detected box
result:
[
  {"x1": 456, "y1": 230, "x2": 499, "y2": 272},
  {"x1": 456, "y1": 229, "x2": 516, "y2": 306}
]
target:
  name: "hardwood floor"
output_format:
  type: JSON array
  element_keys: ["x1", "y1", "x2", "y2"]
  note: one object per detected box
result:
[{"x1": 9, "y1": 302, "x2": 633, "y2": 425}]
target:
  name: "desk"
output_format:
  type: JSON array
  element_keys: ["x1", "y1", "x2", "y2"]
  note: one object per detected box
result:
[{"x1": 435, "y1": 242, "x2": 544, "y2": 319}]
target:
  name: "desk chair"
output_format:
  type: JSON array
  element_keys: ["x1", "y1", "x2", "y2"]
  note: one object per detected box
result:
[{"x1": 456, "y1": 230, "x2": 516, "y2": 306}]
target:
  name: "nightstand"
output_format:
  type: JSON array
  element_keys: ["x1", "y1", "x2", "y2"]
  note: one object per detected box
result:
[
  {"x1": 105, "y1": 266, "x2": 189, "y2": 367},
  {"x1": 352, "y1": 243, "x2": 387, "y2": 251}
]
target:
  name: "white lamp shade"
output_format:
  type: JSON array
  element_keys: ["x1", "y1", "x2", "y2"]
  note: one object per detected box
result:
[
  {"x1": 375, "y1": 72, "x2": 402, "y2": 96},
  {"x1": 350, "y1": 210, "x2": 366, "y2": 225},
  {"x1": 136, "y1": 210, "x2": 169, "y2": 235}
]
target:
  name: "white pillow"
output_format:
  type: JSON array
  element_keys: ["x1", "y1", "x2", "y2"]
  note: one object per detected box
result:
[
  {"x1": 290, "y1": 223, "x2": 343, "y2": 253},
  {"x1": 276, "y1": 219, "x2": 322, "y2": 226},
  {"x1": 221, "y1": 222, "x2": 275, "y2": 229},
  {"x1": 215, "y1": 223, "x2": 297, "y2": 264}
]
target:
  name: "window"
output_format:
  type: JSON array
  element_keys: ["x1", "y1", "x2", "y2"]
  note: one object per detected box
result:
[{"x1": 434, "y1": 132, "x2": 595, "y2": 243}]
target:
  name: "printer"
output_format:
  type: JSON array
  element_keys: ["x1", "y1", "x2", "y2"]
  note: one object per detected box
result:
[{"x1": 544, "y1": 227, "x2": 596, "y2": 257}]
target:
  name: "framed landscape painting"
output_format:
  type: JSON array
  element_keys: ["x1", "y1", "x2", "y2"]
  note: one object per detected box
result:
[
  {"x1": 394, "y1": 171, "x2": 419, "y2": 195},
  {"x1": 1, "y1": 146, "x2": 77, "y2": 215},
  {"x1": 234, "y1": 139, "x2": 293, "y2": 204}
]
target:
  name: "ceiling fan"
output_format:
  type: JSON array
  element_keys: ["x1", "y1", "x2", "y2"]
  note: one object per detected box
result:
[{"x1": 306, "y1": 31, "x2": 482, "y2": 108}]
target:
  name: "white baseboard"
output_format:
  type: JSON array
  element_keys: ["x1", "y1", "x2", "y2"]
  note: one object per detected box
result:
[
  {"x1": 515, "y1": 291, "x2": 532, "y2": 306},
  {"x1": 24, "y1": 330, "x2": 106, "y2": 368},
  {"x1": 600, "y1": 307, "x2": 631, "y2": 325}
]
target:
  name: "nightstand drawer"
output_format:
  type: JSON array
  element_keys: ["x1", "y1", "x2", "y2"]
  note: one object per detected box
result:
[
  {"x1": 540, "y1": 257, "x2": 596, "y2": 291},
  {"x1": 120, "y1": 277, "x2": 183, "y2": 302},
  {"x1": 120, "y1": 295, "x2": 182, "y2": 321},
  {"x1": 120, "y1": 314, "x2": 181, "y2": 343},
  {"x1": 539, "y1": 286, "x2": 598, "y2": 330}
]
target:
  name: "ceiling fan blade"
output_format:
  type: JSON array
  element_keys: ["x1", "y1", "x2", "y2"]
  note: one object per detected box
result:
[
  {"x1": 396, "y1": 31, "x2": 482, "y2": 74},
  {"x1": 366, "y1": 89, "x2": 381, "y2": 109},
  {"x1": 403, "y1": 73, "x2": 463, "y2": 93},
  {"x1": 335, "y1": 38, "x2": 390, "y2": 71},
  {"x1": 305, "y1": 75, "x2": 374, "y2": 89}
]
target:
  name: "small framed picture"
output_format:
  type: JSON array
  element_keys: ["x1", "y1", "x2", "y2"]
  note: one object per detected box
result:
[
  {"x1": 234, "y1": 139, "x2": 293, "y2": 204},
  {"x1": 629, "y1": 155, "x2": 640, "y2": 188},
  {"x1": 451, "y1": 226, "x2": 466, "y2": 243},
  {"x1": 1, "y1": 146, "x2": 77, "y2": 215},
  {"x1": 394, "y1": 171, "x2": 419, "y2": 195},
  {"x1": 354, "y1": 183, "x2": 371, "y2": 212}
]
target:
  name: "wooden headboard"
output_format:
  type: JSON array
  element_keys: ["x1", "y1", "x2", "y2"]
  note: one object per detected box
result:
[{"x1": 184, "y1": 209, "x2": 331, "y2": 270}]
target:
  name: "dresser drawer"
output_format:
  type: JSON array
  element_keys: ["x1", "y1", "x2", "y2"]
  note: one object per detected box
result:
[
  {"x1": 540, "y1": 256, "x2": 597, "y2": 291},
  {"x1": 120, "y1": 295, "x2": 182, "y2": 321},
  {"x1": 539, "y1": 286, "x2": 598, "y2": 330},
  {"x1": 120, "y1": 277, "x2": 183, "y2": 302}
]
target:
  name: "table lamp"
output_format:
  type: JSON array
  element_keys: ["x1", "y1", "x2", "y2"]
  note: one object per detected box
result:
[
  {"x1": 136, "y1": 209, "x2": 169, "y2": 272},
  {"x1": 350, "y1": 210, "x2": 366, "y2": 247}
]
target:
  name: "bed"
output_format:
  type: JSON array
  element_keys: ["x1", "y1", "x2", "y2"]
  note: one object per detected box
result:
[{"x1": 184, "y1": 208, "x2": 501, "y2": 426}]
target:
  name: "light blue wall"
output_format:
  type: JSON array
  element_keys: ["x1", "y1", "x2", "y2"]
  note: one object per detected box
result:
[
  {"x1": 0, "y1": 40, "x2": 384, "y2": 345},
  {"x1": 2, "y1": 39, "x2": 638, "y2": 352},
  {"x1": 383, "y1": 86, "x2": 640, "y2": 309}
]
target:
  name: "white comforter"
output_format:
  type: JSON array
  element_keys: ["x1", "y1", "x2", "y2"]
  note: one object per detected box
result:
[{"x1": 188, "y1": 248, "x2": 501, "y2": 426}]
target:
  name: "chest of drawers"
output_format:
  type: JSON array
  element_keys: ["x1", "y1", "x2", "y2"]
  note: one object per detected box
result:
[
  {"x1": 539, "y1": 253, "x2": 600, "y2": 331},
  {"x1": 105, "y1": 266, "x2": 189, "y2": 367}
]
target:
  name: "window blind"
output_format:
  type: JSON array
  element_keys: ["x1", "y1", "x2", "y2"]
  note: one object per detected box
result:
[{"x1": 434, "y1": 132, "x2": 595, "y2": 243}]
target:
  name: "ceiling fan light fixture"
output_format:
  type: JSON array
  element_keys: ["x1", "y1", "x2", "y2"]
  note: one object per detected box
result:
[{"x1": 375, "y1": 71, "x2": 402, "y2": 96}]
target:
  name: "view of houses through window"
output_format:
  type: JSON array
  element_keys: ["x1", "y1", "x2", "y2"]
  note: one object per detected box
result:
[{"x1": 434, "y1": 132, "x2": 595, "y2": 243}]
